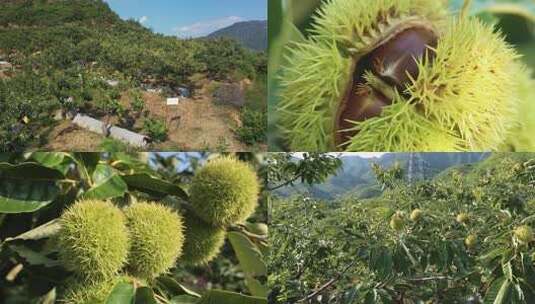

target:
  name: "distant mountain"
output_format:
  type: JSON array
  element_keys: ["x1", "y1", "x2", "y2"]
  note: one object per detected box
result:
[
  {"x1": 275, "y1": 153, "x2": 490, "y2": 200},
  {"x1": 207, "y1": 20, "x2": 267, "y2": 51}
]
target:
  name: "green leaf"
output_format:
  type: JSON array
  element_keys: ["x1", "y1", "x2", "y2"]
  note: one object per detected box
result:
[
  {"x1": 517, "y1": 42, "x2": 535, "y2": 72},
  {"x1": 170, "y1": 295, "x2": 199, "y2": 304},
  {"x1": 288, "y1": 0, "x2": 323, "y2": 31},
  {"x1": 256, "y1": 241, "x2": 269, "y2": 257},
  {"x1": 244, "y1": 222, "x2": 268, "y2": 236},
  {"x1": 9, "y1": 245, "x2": 61, "y2": 267},
  {"x1": 31, "y1": 152, "x2": 74, "y2": 176},
  {"x1": 494, "y1": 279, "x2": 512, "y2": 304},
  {"x1": 0, "y1": 162, "x2": 64, "y2": 213},
  {"x1": 480, "y1": 248, "x2": 507, "y2": 264},
  {"x1": 503, "y1": 261, "x2": 513, "y2": 281},
  {"x1": 106, "y1": 281, "x2": 135, "y2": 304},
  {"x1": 484, "y1": 276, "x2": 512, "y2": 304},
  {"x1": 513, "y1": 283, "x2": 525, "y2": 302},
  {"x1": 228, "y1": 231, "x2": 267, "y2": 277},
  {"x1": 83, "y1": 164, "x2": 127, "y2": 200},
  {"x1": 479, "y1": 1, "x2": 535, "y2": 22},
  {"x1": 374, "y1": 247, "x2": 393, "y2": 280},
  {"x1": 267, "y1": 4, "x2": 309, "y2": 151},
  {"x1": 157, "y1": 276, "x2": 201, "y2": 298},
  {"x1": 110, "y1": 153, "x2": 152, "y2": 173},
  {"x1": 41, "y1": 288, "x2": 56, "y2": 304},
  {"x1": 485, "y1": 277, "x2": 505, "y2": 303},
  {"x1": 0, "y1": 181, "x2": 62, "y2": 215},
  {"x1": 244, "y1": 277, "x2": 268, "y2": 298},
  {"x1": 4, "y1": 220, "x2": 60, "y2": 242},
  {"x1": 268, "y1": 0, "x2": 283, "y2": 52},
  {"x1": 121, "y1": 174, "x2": 189, "y2": 200},
  {"x1": 364, "y1": 289, "x2": 379, "y2": 304},
  {"x1": 437, "y1": 241, "x2": 450, "y2": 271},
  {"x1": 135, "y1": 287, "x2": 157, "y2": 304},
  {"x1": 197, "y1": 290, "x2": 266, "y2": 304},
  {"x1": 0, "y1": 162, "x2": 64, "y2": 180},
  {"x1": 521, "y1": 214, "x2": 535, "y2": 224},
  {"x1": 450, "y1": 0, "x2": 535, "y2": 22},
  {"x1": 73, "y1": 152, "x2": 100, "y2": 175},
  {"x1": 30, "y1": 152, "x2": 67, "y2": 168},
  {"x1": 521, "y1": 252, "x2": 535, "y2": 278}
]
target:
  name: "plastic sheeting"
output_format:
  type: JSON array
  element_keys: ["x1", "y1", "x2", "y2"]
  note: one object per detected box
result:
[{"x1": 72, "y1": 114, "x2": 149, "y2": 148}]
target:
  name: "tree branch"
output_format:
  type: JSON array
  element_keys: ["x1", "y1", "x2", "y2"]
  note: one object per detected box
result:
[
  {"x1": 406, "y1": 275, "x2": 451, "y2": 282},
  {"x1": 267, "y1": 174, "x2": 300, "y2": 191},
  {"x1": 297, "y1": 260, "x2": 356, "y2": 303}
]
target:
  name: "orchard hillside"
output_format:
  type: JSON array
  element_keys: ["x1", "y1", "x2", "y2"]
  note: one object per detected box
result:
[
  {"x1": 270, "y1": 153, "x2": 535, "y2": 303},
  {"x1": 0, "y1": 0, "x2": 267, "y2": 151}
]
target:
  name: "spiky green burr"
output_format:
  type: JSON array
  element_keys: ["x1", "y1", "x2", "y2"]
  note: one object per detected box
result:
[
  {"x1": 189, "y1": 157, "x2": 260, "y2": 226},
  {"x1": 180, "y1": 212, "x2": 227, "y2": 266},
  {"x1": 278, "y1": 0, "x2": 532, "y2": 152},
  {"x1": 62, "y1": 276, "x2": 132, "y2": 304},
  {"x1": 124, "y1": 202, "x2": 185, "y2": 280},
  {"x1": 57, "y1": 200, "x2": 129, "y2": 281}
]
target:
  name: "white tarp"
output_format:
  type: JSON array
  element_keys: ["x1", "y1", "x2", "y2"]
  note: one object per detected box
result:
[
  {"x1": 72, "y1": 114, "x2": 149, "y2": 148},
  {"x1": 72, "y1": 114, "x2": 102, "y2": 134},
  {"x1": 166, "y1": 97, "x2": 179, "y2": 105},
  {"x1": 109, "y1": 126, "x2": 148, "y2": 148},
  {"x1": 0, "y1": 61, "x2": 12, "y2": 69},
  {"x1": 106, "y1": 79, "x2": 119, "y2": 87}
]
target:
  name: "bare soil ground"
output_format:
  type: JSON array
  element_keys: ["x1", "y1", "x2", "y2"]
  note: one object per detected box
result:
[
  {"x1": 42, "y1": 80, "x2": 253, "y2": 151},
  {"x1": 43, "y1": 120, "x2": 104, "y2": 151},
  {"x1": 148, "y1": 86, "x2": 247, "y2": 151}
]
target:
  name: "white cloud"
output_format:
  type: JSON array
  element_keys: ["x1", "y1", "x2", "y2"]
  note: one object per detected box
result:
[
  {"x1": 173, "y1": 16, "x2": 244, "y2": 38},
  {"x1": 292, "y1": 153, "x2": 386, "y2": 159},
  {"x1": 350, "y1": 153, "x2": 386, "y2": 159},
  {"x1": 139, "y1": 16, "x2": 149, "y2": 24}
]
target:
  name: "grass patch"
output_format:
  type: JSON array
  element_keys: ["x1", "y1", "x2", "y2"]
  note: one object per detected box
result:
[{"x1": 237, "y1": 74, "x2": 267, "y2": 145}]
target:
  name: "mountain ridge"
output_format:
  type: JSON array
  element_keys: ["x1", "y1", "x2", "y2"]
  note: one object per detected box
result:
[
  {"x1": 275, "y1": 153, "x2": 490, "y2": 200},
  {"x1": 207, "y1": 20, "x2": 267, "y2": 51}
]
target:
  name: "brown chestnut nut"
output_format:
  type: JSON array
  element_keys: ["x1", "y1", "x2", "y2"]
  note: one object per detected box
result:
[
  {"x1": 335, "y1": 26, "x2": 438, "y2": 148},
  {"x1": 336, "y1": 82, "x2": 391, "y2": 148},
  {"x1": 370, "y1": 27, "x2": 437, "y2": 89}
]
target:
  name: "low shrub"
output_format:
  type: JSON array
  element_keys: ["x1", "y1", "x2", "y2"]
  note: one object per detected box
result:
[
  {"x1": 236, "y1": 106, "x2": 266, "y2": 145},
  {"x1": 143, "y1": 117, "x2": 167, "y2": 142}
]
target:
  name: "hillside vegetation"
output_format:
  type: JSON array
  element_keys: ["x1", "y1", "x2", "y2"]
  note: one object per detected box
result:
[
  {"x1": 270, "y1": 153, "x2": 535, "y2": 303},
  {"x1": 208, "y1": 20, "x2": 268, "y2": 51},
  {"x1": 275, "y1": 153, "x2": 489, "y2": 200},
  {"x1": 0, "y1": 0, "x2": 266, "y2": 151}
]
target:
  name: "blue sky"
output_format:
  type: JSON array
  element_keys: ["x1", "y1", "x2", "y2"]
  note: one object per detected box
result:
[{"x1": 103, "y1": 0, "x2": 266, "y2": 37}]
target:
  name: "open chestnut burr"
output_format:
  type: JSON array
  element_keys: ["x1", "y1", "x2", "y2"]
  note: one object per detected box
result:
[{"x1": 335, "y1": 26, "x2": 438, "y2": 148}]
